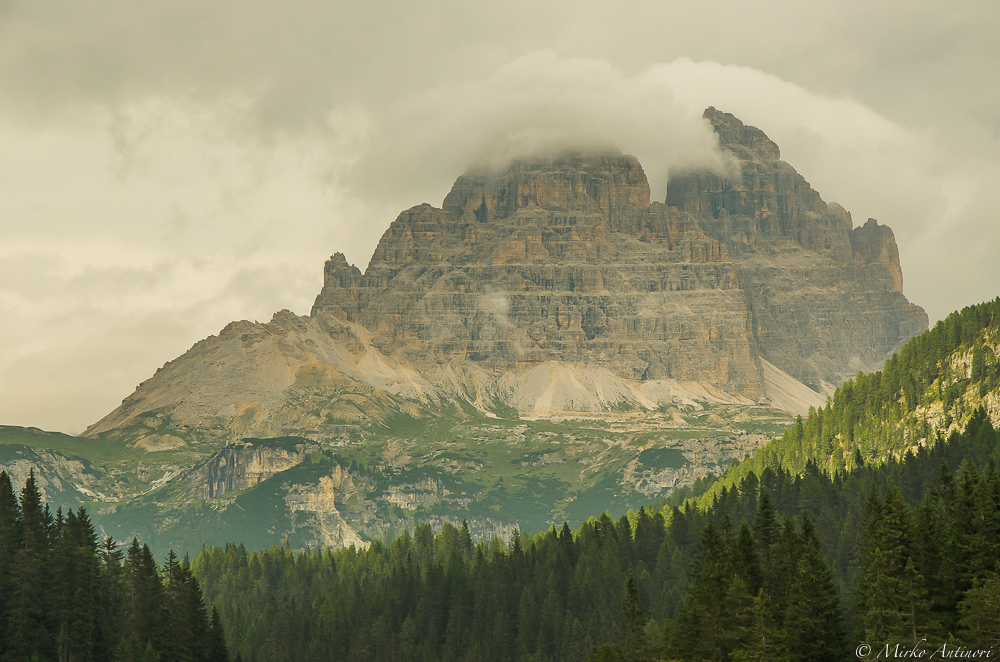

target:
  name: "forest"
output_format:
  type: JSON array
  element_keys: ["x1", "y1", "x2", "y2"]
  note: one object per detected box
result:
[
  {"x1": 0, "y1": 470, "x2": 228, "y2": 662},
  {"x1": 3, "y1": 298, "x2": 999, "y2": 661},
  {"x1": 696, "y1": 297, "x2": 1000, "y2": 492},
  {"x1": 182, "y1": 408, "x2": 1000, "y2": 661}
]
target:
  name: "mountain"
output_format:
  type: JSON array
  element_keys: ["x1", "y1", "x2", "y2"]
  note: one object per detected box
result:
[
  {"x1": 689, "y1": 296, "x2": 1000, "y2": 509},
  {"x1": 86, "y1": 108, "x2": 924, "y2": 447},
  {"x1": 2, "y1": 108, "x2": 928, "y2": 553}
]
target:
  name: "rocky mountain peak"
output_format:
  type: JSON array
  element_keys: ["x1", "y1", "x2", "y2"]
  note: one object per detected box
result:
[
  {"x1": 441, "y1": 151, "x2": 652, "y2": 231},
  {"x1": 703, "y1": 106, "x2": 781, "y2": 161},
  {"x1": 304, "y1": 109, "x2": 928, "y2": 397},
  {"x1": 88, "y1": 108, "x2": 928, "y2": 449},
  {"x1": 850, "y1": 218, "x2": 905, "y2": 293}
]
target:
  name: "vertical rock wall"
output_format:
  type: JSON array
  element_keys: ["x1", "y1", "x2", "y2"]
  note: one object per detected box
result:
[{"x1": 310, "y1": 108, "x2": 926, "y2": 398}]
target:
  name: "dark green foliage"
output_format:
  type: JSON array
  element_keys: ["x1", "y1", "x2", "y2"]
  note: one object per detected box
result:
[
  {"x1": 698, "y1": 297, "x2": 1000, "y2": 498},
  {"x1": 783, "y1": 514, "x2": 845, "y2": 661},
  {"x1": 0, "y1": 469, "x2": 223, "y2": 662},
  {"x1": 181, "y1": 404, "x2": 1000, "y2": 661},
  {"x1": 588, "y1": 643, "x2": 625, "y2": 662},
  {"x1": 622, "y1": 575, "x2": 650, "y2": 662},
  {"x1": 0, "y1": 470, "x2": 20, "y2": 658},
  {"x1": 207, "y1": 607, "x2": 229, "y2": 662},
  {"x1": 6, "y1": 468, "x2": 52, "y2": 661}
]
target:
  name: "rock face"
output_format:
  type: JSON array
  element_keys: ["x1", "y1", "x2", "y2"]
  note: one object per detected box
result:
[
  {"x1": 312, "y1": 152, "x2": 750, "y2": 397},
  {"x1": 312, "y1": 108, "x2": 926, "y2": 400},
  {"x1": 56, "y1": 115, "x2": 934, "y2": 553},
  {"x1": 187, "y1": 439, "x2": 312, "y2": 499},
  {"x1": 85, "y1": 107, "x2": 926, "y2": 445},
  {"x1": 664, "y1": 108, "x2": 926, "y2": 389}
]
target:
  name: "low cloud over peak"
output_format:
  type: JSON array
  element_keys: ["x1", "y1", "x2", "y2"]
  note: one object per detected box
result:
[{"x1": 1, "y1": 1, "x2": 997, "y2": 432}]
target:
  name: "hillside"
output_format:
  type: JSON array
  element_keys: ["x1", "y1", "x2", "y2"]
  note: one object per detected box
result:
[
  {"x1": 187, "y1": 401, "x2": 1000, "y2": 661},
  {"x1": 87, "y1": 108, "x2": 923, "y2": 448},
  {"x1": 692, "y1": 296, "x2": 1000, "y2": 508},
  {"x1": 2, "y1": 108, "x2": 929, "y2": 554}
]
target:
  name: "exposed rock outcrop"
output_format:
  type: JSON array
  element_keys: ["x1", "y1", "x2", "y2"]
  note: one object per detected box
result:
[
  {"x1": 312, "y1": 108, "x2": 926, "y2": 399},
  {"x1": 87, "y1": 108, "x2": 926, "y2": 443},
  {"x1": 187, "y1": 439, "x2": 314, "y2": 499}
]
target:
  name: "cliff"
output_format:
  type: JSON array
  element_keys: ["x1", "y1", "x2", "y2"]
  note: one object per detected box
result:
[
  {"x1": 665, "y1": 108, "x2": 926, "y2": 388},
  {"x1": 312, "y1": 109, "x2": 926, "y2": 402},
  {"x1": 12, "y1": 110, "x2": 940, "y2": 552},
  {"x1": 86, "y1": 108, "x2": 927, "y2": 442}
]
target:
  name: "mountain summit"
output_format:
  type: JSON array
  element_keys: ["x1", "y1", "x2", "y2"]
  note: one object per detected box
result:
[
  {"x1": 59, "y1": 108, "x2": 932, "y2": 552},
  {"x1": 87, "y1": 108, "x2": 926, "y2": 445}
]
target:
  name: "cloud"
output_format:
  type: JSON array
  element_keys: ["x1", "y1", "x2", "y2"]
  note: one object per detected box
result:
[
  {"x1": 0, "y1": 1, "x2": 997, "y2": 432},
  {"x1": 633, "y1": 58, "x2": 1000, "y2": 321},
  {"x1": 349, "y1": 51, "x2": 731, "y2": 208}
]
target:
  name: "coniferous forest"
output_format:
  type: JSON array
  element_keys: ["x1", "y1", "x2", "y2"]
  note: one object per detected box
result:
[
  {"x1": 6, "y1": 425, "x2": 1000, "y2": 662},
  {"x1": 3, "y1": 298, "x2": 1000, "y2": 661},
  {"x1": 0, "y1": 470, "x2": 228, "y2": 662},
  {"x1": 700, "y1": 297, "x2": 1000, "y2": 489},
  {"x1": 178, "y1": 409, "x2": 1000, "y2": 662}
]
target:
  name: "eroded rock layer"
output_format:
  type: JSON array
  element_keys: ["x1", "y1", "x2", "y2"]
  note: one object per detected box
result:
[{"x1": 313, "y1": 108, "x2": 927, "y2": 398}]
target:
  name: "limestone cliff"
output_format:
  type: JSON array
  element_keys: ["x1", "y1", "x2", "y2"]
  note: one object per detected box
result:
[
  {"x1": 187, "y1": 439, "x2": 314, "y2": 499},
  {"x1": 665, "y1": 108, "x2": 927, "y2": 388},
  {"x1": 312, "y1": 109, "x2": 926, "y2": 401},
  {"x1": 87, "y1": 108, "x2": 926, "y2": 443}
]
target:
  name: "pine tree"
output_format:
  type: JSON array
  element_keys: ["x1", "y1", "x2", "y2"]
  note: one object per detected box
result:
[
  {"x1": 7, "y1": 468, "x2": 51, "y2": 662},
  {"x1": 731, "y1": 590, "x2": 786, "y2": 662},
  {"x1": 51, "y1": 508, "x2": 102, "y2": 662},
  {"x1": 957, "y1": 566, "x2": 1000, "y2": 647},
  {"x1": 971, "y1": 346, "x2": 986, "y2": 383},
  {"x1": 768, "y1": 518, "x2": 801, "y2": 622},
  {"x1": 98, "y1": 536, "x2": 125, "y2": 658},
  {"x1": 0, "y1": 471, "x2": 21, "y2": 655},
  {"x1": 854, "y1": 486, "x2": 928, "y2": 646},
  {"x1": 208, "y1": 605, "x2": 230, "y2": 662},
  {"x1": 854, "y1": 487, "x2": 900, "y2": 645},
  {"x1": 783, "y1": 513, "x2": 846, "y2": 662},
  {"x1": 669, "y1": 520, "x2": 749, "y2": 662},
  {"x1": 926, "y1": 462, "x2": 961, "y2": 630},
  {"x1": 120, "y1": 539, "x2": 172, "y2": 660},
  {"x1": 459, "y1": 519, "x2": 474, "y2": 565},
  {"x1": 622, "y1": 575, "x2": 649, "y2": 662},
  {"x1": 753, "y1": 491, "x2": 778, "y2": 593},
  {"x1": 734, "y1": 522, "x2": 763, "y2": 595}
]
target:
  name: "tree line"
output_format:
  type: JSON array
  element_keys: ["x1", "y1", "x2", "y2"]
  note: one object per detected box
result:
[
  {"x1": 7, "y1": 297, "x2": 1000, "y2": 661},
  {"x1": 695, "y1": 296, "x2": 1000, "y2": 505},
  {"x1": 664, "y1": 407, "x2": 1000, "y2": 661},
  {"x1": 186, "y1": 408, "x2": 1000, "y2": 661},
  {"x1": 6, "y1": 410, "x2": 998, "y2": 661},
  {"x1": 0, "y1": 469, "x2": 228, "y2": 662}
]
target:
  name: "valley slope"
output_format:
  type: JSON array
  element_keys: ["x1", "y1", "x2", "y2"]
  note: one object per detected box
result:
[{"x1": 2, "y1": 108, "x2": 928, "y2": 554}]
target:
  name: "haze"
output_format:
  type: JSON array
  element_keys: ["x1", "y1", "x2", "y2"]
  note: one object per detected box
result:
[{"x1": 1, "y1": 1, "x2": 998, "y2": 433}]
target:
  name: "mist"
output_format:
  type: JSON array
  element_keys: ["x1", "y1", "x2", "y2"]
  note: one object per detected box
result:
[{"x1": 1, "y1": 1, "x2": 998, "y2": 433}]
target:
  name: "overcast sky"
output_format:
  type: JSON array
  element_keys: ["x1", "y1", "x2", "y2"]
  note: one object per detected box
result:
[{"x1": 1, "y1": 1, "x2": 998, "y2": 433}]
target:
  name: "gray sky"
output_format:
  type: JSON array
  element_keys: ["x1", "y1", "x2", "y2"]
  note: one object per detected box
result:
[{"x1": 1, "y1": 1, "x2": 998, "y2": 433}]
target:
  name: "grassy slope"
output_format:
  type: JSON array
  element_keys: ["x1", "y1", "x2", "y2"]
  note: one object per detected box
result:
[{"x1": 687, "y1": 297, "x2": 1000, "y2": 510}]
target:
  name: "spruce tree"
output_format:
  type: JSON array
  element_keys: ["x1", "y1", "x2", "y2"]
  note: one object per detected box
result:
[
  {"x1": 753, "y1": 491, "x2": 778, "y2": 593},
  {"x1": 956, "y1": 566, "x2": 1000, "y2": 647},
  {"x1": 621, "y1": 575, "x2": 649, "y2": 662},
  {"x1": 669, "y1": 520, "x2": 747, "y2": 662},
  {"x1": 731, "y1": 590, "x2": 785, "y2": 662},
  {"x1": 207, "y1": 605, "x2": 230, "y2": 662},
  {"x1": 51, "y1": 508, "x2": 102, "y2": 662},
  {"x1": 783, "y1": 513, "x2": 846, "y2": 662},
  {"x1": 768, "y1": 518, "x2": 801, "y2": 622},
  {"x1": 734, "y1": 522, "x2": 763, "y2": 595},
  {"x1": 7, "y1": 468, "x2": 51, "y2": 662},
  {"x1": 98, "y1": 536, "x2": 125, "y2": 658},
  {"x1": 0, "y1": 471, "x2": 21, "y2": 655}
]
